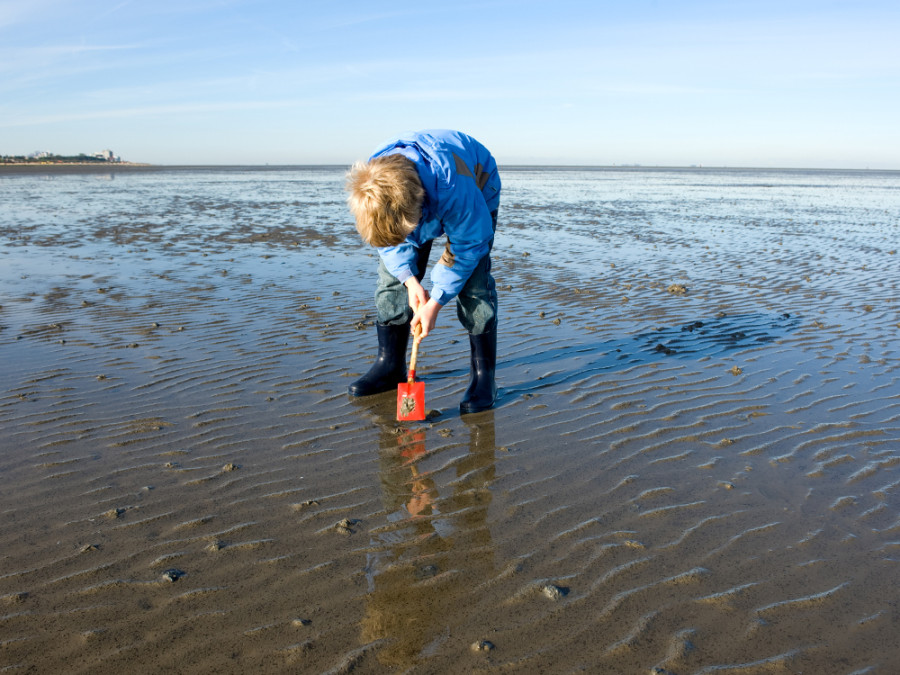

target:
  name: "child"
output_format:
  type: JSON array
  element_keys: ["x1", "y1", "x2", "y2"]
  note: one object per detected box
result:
[{"x1": 346, "y1": 129, "x2": 501, "y2": 414}]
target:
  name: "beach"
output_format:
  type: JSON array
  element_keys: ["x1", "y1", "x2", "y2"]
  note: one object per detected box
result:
[{"x1": 1, "y1": 165, "x2": 898, "y2": 673}]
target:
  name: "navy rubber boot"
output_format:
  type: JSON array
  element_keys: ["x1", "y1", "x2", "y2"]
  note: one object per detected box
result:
[
  {"x1": 459, "y1": 330, "x2": 497, "y2": 414},
  {"x1": 348, "y1": 323, "x2": 410, "y2": 397}
]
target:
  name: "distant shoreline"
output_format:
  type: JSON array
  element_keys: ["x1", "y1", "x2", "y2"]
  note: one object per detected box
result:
[
  {"x1": 0, "y1": 163, "x2": 343, "y2": 175},
  {"x1": 0, "y1": 162, "x2": 155, "y2": 175},
  {"x1": 1, "y1": 163, "x2": 896, "y2": 175}
]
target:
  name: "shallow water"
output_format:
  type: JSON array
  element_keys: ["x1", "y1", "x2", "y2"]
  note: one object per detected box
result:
[{"x1": 1, "y1": 166, "x2": 899, "y2": 673}]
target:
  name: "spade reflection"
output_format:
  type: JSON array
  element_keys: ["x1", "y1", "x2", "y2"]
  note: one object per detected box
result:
[{"x1": 361, "y1": 412, "x2": 498, "y2": 668}]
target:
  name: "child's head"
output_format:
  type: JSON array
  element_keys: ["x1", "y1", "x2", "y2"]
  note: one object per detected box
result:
[{"x1": 346, "y1": 154, "x2": 424, "y2": 247}]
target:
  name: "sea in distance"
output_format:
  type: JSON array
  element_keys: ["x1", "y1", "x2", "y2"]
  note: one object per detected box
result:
[{"x1": 1, "y1": 165, "x2": 899, "y2": 673}]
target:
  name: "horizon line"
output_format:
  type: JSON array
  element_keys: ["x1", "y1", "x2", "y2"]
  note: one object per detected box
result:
[{"x1": 2, "y1": 162, "x2": 898, "y2": 173}]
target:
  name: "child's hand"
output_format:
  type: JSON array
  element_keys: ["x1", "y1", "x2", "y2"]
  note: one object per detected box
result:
[
  {"x1": 411, "y1": 299, "x2": 441, "y2": 339},
  {"x1": 404, "y1": 277, "x2": 430, "y2": 313}
]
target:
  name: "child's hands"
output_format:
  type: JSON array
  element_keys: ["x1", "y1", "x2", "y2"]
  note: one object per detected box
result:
[
  {"x1": 404, "y1": 277, "x2": 430, "y2": 314},
  {"x1": 411, "y1": 299, "x2": 441, "y2": 339},
  {"x1": 404, "y1": 277, "x2": 440, "y2": 338}
]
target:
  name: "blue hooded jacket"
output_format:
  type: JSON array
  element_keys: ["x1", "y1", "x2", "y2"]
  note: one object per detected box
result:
[{"x1": 370, "y1": 130, "x2": 500, "y2": 306}]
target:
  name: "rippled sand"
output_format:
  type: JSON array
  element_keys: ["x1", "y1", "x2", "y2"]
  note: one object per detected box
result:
[{"x1": 1, "y1": 167, "x2": 898, "y2": 673}]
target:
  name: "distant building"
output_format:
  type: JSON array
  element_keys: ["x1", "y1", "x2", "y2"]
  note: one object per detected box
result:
[
  {"x1": 93, "y1": 149, "x2": 120, "y2": 162},
  {"x1": 1, "y1": 149, "x2": 125, "y2": 164}
]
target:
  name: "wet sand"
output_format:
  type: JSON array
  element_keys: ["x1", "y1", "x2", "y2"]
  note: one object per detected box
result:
[{"x1": 1, "y1": 167, "x2": 899, "y2": 673}]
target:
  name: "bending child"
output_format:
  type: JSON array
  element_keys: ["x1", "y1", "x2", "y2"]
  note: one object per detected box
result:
[{"x1": 345, "y1": 129, "x2": 501, "y2": 414}]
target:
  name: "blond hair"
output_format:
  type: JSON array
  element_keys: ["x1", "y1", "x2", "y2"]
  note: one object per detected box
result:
[{"x1": 346, "y1": 154, "x2": 424, "y2": 247}]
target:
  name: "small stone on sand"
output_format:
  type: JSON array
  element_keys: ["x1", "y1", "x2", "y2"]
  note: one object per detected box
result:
[
  {"x1": 542, "y1": 584, "x2": 569, "y2": 601},
  {"x1": 335, "y1": 518, "x2": 358, "y2": 535},
  {"x1": 3, "y1": 592, "x2": 29, "y2": 605},
  {"x1": 416, "y1": 564, "x2": 439, "y2": 580},
  {"x1": 161, "y1": 568, "x2": 185, "y2": 582}
]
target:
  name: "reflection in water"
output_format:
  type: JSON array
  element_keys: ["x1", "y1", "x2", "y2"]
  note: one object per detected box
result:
[{"x1": 361, "y1": 413, "x2": 497, "y2": 668}]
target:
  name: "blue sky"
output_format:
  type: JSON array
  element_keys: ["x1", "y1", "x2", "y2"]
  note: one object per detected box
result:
[{"x1": 2, "y1": 0, "x2": 898, "y2": 167}]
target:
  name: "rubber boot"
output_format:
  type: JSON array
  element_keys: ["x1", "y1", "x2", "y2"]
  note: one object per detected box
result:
[
  {"x1": 459, "y1": 330, "x2": 497, "y2": 414},
  {"x1": 348, "y1": 323, "x2": 410, "y2": 397}
]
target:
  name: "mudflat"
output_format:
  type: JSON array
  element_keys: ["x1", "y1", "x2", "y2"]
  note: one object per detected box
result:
[{"x1": 1, "y1": 167, "x2": 898, "y2": 673}]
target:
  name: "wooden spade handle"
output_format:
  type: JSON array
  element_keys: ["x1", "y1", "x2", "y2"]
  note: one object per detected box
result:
[{"x1": 408, "y1": 322, "x2": 422, "y2": 381}]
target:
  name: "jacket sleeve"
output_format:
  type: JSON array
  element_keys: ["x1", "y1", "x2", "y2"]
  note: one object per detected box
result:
[
  {"x1": 376, "y1": 242, "x2": 417, "y2": 285},
  {"x1": 428, "y1": 182, "x2": 494, "y2": 306}
]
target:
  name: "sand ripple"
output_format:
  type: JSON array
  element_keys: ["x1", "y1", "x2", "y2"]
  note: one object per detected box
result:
[{"x1": 1, "y1": 167, "x2": 898, "y2": 672}]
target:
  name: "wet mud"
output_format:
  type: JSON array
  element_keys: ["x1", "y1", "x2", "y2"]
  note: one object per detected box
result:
[{"x1": 1, "y1": 166, "x2": 898, "y2": 673}]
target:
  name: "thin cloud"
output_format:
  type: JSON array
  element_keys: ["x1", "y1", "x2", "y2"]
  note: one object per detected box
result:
[
  {"x1": 17, "y1": 43, "x2": 144, "y2": 57},
  {"x1": 89, "y1": 1, "x2": 134, "y2": 22},
  {"x1": 0, "y1": 0, "x2": 65, "y2": 29},
  {"x1": 0, "y1": 42, "x2": 150, "y2": 83},
  {"x1": 0, "y1": 98, "x2": 310, "y2": 128}
]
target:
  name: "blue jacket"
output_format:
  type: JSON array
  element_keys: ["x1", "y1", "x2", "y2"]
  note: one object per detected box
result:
[{"x1": 370, "y1": 130, "x2": 500, "y2": 306}]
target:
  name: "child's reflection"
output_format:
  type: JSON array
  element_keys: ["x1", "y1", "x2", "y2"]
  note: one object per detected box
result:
[
  {"x1": 399, "y1": 430, "x2": 436, "y2": 518},
  {"x1": 361, "y1": 413, "x2": 498, "y2": 669}
]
